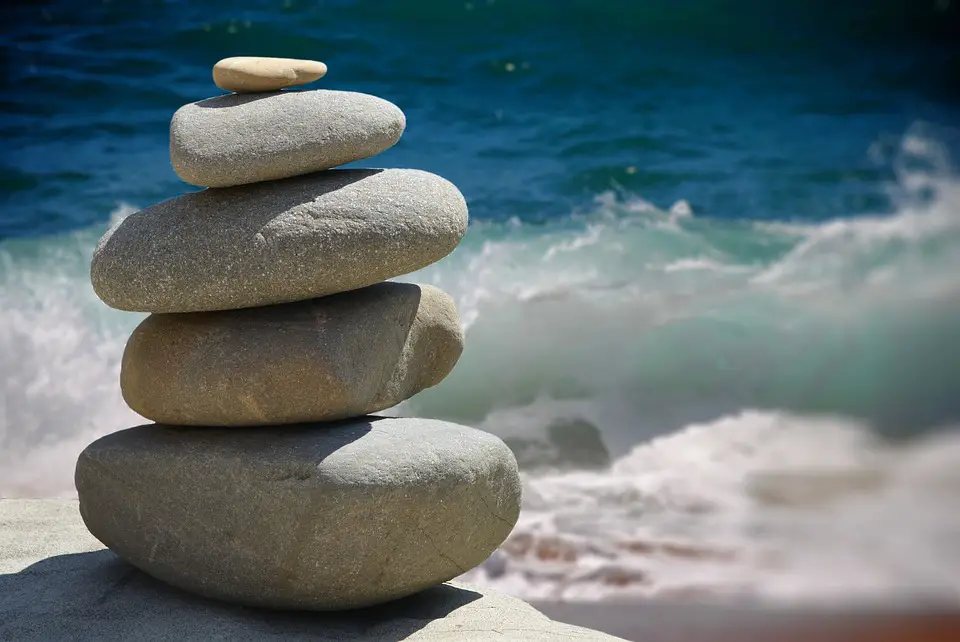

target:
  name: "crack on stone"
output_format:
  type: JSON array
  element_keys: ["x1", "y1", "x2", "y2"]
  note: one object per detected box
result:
[
  {"x1": 418, "y1": 526, "x2": 468, "y2": 575},
  {"x1": 369, "y1": 530, "x2": 405, "y2": 588},
  {"x1": 476, "y1": 488, "x2": 515, "y2": 528}
]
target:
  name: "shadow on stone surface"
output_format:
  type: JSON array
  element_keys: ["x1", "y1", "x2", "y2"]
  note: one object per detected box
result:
[
  {"x1": 130, "y1": 414, "x2": 386, "y2": 461},
  {"x1": 0, "y1": 550, "x2": 483, "y2": 641},
  {"x1": 195, "y1": 90, "x2": 312, "y2": 109}
]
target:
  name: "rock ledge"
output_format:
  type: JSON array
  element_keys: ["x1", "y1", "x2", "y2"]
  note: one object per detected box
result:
[{"x1": 0, "y1": 500, "x2": 623, "y2": 641}]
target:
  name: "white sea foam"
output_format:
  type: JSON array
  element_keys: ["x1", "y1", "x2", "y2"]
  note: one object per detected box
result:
[
  {"x1": 0, "y1": 204, "x2": 143, "y2": 497},
  {"x1": 458, "y1": 409, "x2": 960, "y2": 605}
]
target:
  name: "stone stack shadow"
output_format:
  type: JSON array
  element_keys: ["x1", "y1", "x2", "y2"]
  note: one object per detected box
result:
[{"x1": 77, "y1": 57, "x2": 521, "y2": 611}]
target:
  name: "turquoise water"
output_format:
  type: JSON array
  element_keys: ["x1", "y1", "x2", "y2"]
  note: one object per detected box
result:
[{"x1": 3, "y1": 0, "x2": 960, "y2": 602}]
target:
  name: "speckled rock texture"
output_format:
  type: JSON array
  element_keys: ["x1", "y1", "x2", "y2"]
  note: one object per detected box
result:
[
  {"x1": 90, "y1": 169, "x2": 468, "y2": 313},
  {"x1": 73, "y1": 419, "x2": 522, "y2": 611},
  {"x1": 170, "y1": 89, "x2": 404, "y2": 187},
  {"x1": 1, "y1": 501, "x2": 622, "y2": 641},
  {"x1": 121, "y1": 282, "x2": 463, "y2": 426},
  {"x1": 212, "y1": 56, "x2": 327, "y2": 93}
]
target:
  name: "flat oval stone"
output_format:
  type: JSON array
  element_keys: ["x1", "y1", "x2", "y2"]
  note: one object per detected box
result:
[
  {"x1": 90, "y1": 169, "x2": 468, "y2": 313},
  {"x1": 212, "y1": 56, "x2": 327, "y2": 93},
  {"x1": 121, "y1": 283, "x2": 463, "y2": 426},
  {"x1": 74, "y1": 418, "x2": 522, "y2": 610},
  {"x1": 170, "y1": 90, "x2": 405, "y2": 187}
]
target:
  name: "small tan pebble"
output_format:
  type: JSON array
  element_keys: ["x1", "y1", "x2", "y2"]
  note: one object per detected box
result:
[{"x1": 212, "y1": 56, "x2": 327, "y2": 93}]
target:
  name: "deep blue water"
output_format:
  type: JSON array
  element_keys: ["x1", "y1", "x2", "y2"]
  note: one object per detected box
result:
[{"x1": 3, "y1": 0, "x2": 958, "y2": 238}]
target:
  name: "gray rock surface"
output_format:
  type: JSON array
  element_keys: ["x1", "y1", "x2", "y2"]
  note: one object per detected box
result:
[
  {"x1": 91, "y1": 169, "x2": 468, "y2": 313},
  {"x1": 170, "y1": 89, "x2": 404, "y2": 187},
  {"x1": 121, "y1": 282, "x2": 463, "y2": 426},
  {"x1": 0, "y1": 499, "x2": 625, "y2": 640},
  {"x1": 74, "y1": 418, "x2": 522, "y2": 611}
]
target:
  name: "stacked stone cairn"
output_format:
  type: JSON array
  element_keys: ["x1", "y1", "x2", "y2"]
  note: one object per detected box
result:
[{"x1": 77, "y1": 57, "x2": 522, "y2": 611}]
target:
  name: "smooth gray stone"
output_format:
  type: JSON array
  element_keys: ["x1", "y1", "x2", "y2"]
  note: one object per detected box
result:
[
  {"x1": 0, "y1": 500, "x2": 625, "y2": 641},
  {"x1": 170, "y1": 90, "x2": 405, "y2": 187},
  {"x1": 74, "y1": 418, "x2": 523, "y2": 611},
  {"x1": 121, "y1": 283, "x2": 463, "y2": 426},
  {"x1": 90, "y1": 169, "x2": 468, "y2": 313}
]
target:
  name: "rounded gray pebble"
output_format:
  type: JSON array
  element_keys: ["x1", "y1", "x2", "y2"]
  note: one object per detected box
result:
[
  {"x1": 170, "y1": 89, "x2": 404, "y2": 187},
  {"x1": 90, "y1": 168, "x2": 468, "y2": 313},
  {"x1": 120, "y1": 282, "x2": 464, "y2": 426},
  {"x1": 75, "y1": 418, "x2": 522, "y2": 611}
]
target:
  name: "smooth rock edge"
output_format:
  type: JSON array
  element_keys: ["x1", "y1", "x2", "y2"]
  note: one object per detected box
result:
[
  {"x1": 91, "y1": 168, "x2": 468, "y2": 313},
  {"x1": 170, "y1": 89, "x2": 405, "y2": 187},
  {"x1": 212, "y1": 56, "x2": 327, "y2": 93},
  {"x1": 0, "y1": 500, "x2": 625, "y2": 641},
  {"x1": 120, "y1": 282, "x2": 464, "y2": 426},
  {"x1": 74, "y1": 418, "x2": 522, "y2": 611}
]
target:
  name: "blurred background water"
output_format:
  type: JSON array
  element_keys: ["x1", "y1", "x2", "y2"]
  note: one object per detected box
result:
[{"x1": 3, "y1": 0, "x2": 960, "y2": 604}]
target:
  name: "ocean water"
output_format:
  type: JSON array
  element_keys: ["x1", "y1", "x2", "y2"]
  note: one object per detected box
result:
[{"x1": 3, "y1": 0, "x2": 960, "y2": 605}]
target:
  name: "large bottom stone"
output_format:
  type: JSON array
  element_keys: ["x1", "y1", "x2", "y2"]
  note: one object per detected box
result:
[
  {"x1": 0, "y1": 500, "x2": 624, "y2": 641},
  {"x1": 120, "y1": 282, "x2": 463, "y2": 426},
  {"x1": 74, "y1": 418, "x2": 521, "y2": 611}
]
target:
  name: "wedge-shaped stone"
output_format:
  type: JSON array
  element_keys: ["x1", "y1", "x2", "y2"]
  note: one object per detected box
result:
[
  {"x1": 170, "y1": 89, "x2": 405, "y2": 187},
  {"x1": 74, "y1": 418, "x2": 523, "y2": 611},
  {"x1": 121, "y1": 282, "x2": 462, "y2": 426},
  {"x1": 91, "y1": 169, "x2": 468, "y2": 313}
]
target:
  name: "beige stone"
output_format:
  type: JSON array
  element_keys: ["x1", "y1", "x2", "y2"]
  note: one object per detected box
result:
[
  {"x1": 74, "y1": 419, "x2": 524, "y2": 611},
  {"x1": 213, "y1": 56, "x2": 327, "y2": 93},
  {"x1": 121, "y1": 282, "x2": 463, "y2": 426}
]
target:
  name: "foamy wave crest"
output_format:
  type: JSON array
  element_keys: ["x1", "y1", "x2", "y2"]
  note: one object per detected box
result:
[
  {"x1": 458, "y1": 410, "x2": 960, "y2": 605},
  {"x1": 0, "y1": 204, "x2": 143, "y2": 497},
  {"x1": 418, "y1": 123, "x2": 959, "y2": 604},
  {"x1": 403, "y1": 122, "x2": 960, "y2": 440}
]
